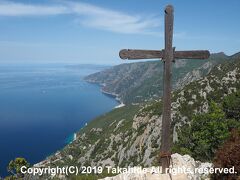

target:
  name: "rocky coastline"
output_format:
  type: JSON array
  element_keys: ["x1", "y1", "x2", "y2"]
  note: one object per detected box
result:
[{"x1": 86, "y1": 79, "x2": 124, "y2": 106}]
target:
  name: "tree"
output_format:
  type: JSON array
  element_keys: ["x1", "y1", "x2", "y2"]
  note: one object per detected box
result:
[
  {"x1": 173, "y1": 102, "x2": 240, "y2": 161},
  {"x1": 7, "y1": 157, "x2": 29, "y2": 179},
  {"x1": 223, "y1": 90, "x2": 240, "y2": 120}
]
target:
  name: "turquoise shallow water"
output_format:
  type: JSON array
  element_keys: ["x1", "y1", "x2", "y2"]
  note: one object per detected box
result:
[
  {"x1": 0, "y1": 64, "x2": 118, "y2": 177},
  {"x1": 65, "y1": 133, "x2": 75, "y2": 144}
]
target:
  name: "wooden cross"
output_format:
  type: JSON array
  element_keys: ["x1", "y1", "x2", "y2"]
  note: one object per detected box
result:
[{"x1": 119, "y1": 5, "x2": 210, "y2": 173}]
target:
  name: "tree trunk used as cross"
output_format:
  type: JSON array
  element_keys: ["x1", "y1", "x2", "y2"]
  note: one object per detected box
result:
[{"x1": 119, "y1": 5, "x2": 210, "y2": 173}]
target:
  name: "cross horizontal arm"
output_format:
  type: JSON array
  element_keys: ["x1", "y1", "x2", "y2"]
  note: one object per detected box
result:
[
  {"x1": 119, "y1": 49, "x2": 210, "y2": 60},
  {"x1": 119, "y1": 49, "x2": 164, "y2": 60},
  {"x1": 174, "y1": 50, "x2": 210, "y2": 59}
]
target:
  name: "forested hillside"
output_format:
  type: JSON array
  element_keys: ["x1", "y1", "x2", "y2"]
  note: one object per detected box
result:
[
  {"x1": 85, "y1": 53, "x2": 228, "y2": 104},
  {"x1": 35, "y1": 54, "x2": 240, "y2": 180}
]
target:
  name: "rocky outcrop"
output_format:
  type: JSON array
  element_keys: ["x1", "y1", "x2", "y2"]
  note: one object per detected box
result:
[
  {"x1": 36, "y1": 55, "x2": 240, "y2": 180},
  {"x1": 41, "y1": 57, "x2": 240, "y2": 173},
  {"x1": 101, "y1": 153, "x2": 212, "y2": 180}
]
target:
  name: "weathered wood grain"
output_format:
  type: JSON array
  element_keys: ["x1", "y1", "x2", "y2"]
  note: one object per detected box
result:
[
  {"x1": 174, "y1": 50, "x2": 210, "y2": 59},
  {"x1": 161, "y1": 4, "x2": 174, "y2": 173},
  {"x1": 119, "y1": 49, "x2": 210, "y2": 60},
  {"x1": 119, "y1": 49, "x2": 164, "y2": 59}
]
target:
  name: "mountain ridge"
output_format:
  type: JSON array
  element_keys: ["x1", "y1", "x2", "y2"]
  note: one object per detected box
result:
[
  {"x1": 35, "y1": 54, "x2": 240, "y2": 180},
  {"x1": 84, "y1": 52, "x2": 230, "y2": 104}
]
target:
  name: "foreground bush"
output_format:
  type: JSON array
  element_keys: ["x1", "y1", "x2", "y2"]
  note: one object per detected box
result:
[
  {"x1": 213, "y1": 129, "x2": 240, "y2": 180},
  {"x1": 173, "y1": 102, "x2": 240, "y2": 162}
]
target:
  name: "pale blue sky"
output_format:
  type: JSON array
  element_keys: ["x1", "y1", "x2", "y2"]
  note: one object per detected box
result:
[{"x1": 0, "y1": 0, "x2": 239, "y2": 64}]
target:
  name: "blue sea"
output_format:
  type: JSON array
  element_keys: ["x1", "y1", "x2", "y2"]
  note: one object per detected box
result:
[{"x1": 0, "y1": 64, "x2": 118, "y2": 177}]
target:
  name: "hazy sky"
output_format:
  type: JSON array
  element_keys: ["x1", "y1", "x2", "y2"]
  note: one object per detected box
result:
[{"x1": 0, "y1": 0, "x2": 239, "y2": 64}]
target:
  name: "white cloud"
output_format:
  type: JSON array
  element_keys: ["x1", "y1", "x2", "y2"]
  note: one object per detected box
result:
[
  {"x1": 67, "y1": 1, "x2": 161, "y2": 34},
  {"x1": 0, "y1": 0, "x2": 162, "y2": 35},
  {"x1": 0, "y1": 1, "x2": 68, "y2": 16}
]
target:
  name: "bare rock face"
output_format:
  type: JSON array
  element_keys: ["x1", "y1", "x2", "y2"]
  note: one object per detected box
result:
[
  {"x1": 102, "y1": 172, "x2": 188, "y2": 180},
  {"x1": 38, "y1": 57, "x2": 240, "y2": 180},
  {"x1": 171, "y1": 154, "x2": 212, "y2": 180},
  {"x1": 100, "y1": 153, "x2": 212, "y2": 180}
]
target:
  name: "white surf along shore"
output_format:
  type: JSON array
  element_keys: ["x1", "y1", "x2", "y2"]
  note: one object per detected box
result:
[
  {"x1": 73, "y1": 133, "x2": 77, "y2": 141},
  {"x1": 87, "y1": 80, "x2": 125, "y2": 109},
  {"x1": 100, "y1": 88, "x2": 125, "y2": 108}
]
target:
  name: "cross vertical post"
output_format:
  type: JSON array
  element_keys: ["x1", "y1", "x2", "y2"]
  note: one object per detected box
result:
[
  {"x1": 119, "y1": 4, "x2": 210, "y2": 174},
  {"x1": 161, "y1": 5, "x2": 174, "y2": 173}
]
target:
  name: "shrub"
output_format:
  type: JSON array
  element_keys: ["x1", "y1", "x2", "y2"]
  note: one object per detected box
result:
[
  {"x1": 213, "y1": 129, "x2": 240, "y2": 180},
  {"x1": 223, "y1": 90, "x2": 240, "y2": 120},
  {"x1": 7, "y1": 157, "x2": 29, "y2": 179},
  {"x1": 173, "y1": 102, "x2": 239, "y2": 161}
]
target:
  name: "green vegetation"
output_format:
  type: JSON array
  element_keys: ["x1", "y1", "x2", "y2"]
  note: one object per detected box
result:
[
  {"x1": 137, "y1": 101, "x2": 162, "y2": 117},
  {"x1": 40, "y1": 53, "x2": 240, "y2": 179},
  {"x1": 85, "y1": 53, "x2": 229, "y2": 104},
  {"x1": 80, "y1": 105, "x2": 140, "y2": 134},
  {"x1": 5, "y1": 157, "x2": 29, "y2": 180},
  {"x1": 223, "y1": 90, "x2": 240, "y2": 120},
  {"x1": 46, "y1": 105, "x2": 141, "y2": 178},
  {"x1": 80, "y1": 104, "x2": 141, "y2": 160},
  {"x1": 173, "y1": 91, "x2": 240, "y2": 162}
]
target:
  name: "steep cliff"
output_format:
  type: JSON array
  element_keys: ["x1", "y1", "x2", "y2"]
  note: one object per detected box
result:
[
  {"x1": 40, "y1": 55, "x2": 239, "y2": 175},
  {"x1": 84, "y1": 53, "x2": 229, "y2": 104}
]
